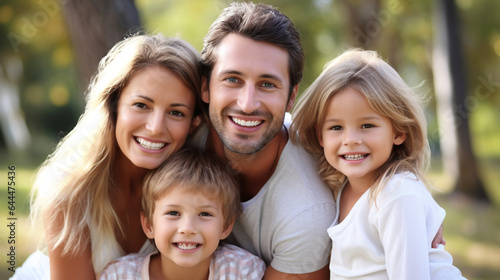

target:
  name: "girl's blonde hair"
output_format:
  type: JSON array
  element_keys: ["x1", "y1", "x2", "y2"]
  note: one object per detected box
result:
[
  {"x1": 30, "y1": 34, "x2": 203, "y2": 273},
  {"x1": 291, "y1": 49, "x2": 430, "y2": 199}
]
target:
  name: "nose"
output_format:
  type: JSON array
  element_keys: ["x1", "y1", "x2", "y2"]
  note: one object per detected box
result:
[
  {"x1": 236, "y1": 85, "x2": 260, "y2": 113},
  {"x1": 178, "y1": 216, "x2": 197, "y2": 235},
  {"x1": 145, "y1": 111, "x2": 166, "y2": 135},
  {"x1": 342, "y1": 128, "x2": 362, "y2": 146}
]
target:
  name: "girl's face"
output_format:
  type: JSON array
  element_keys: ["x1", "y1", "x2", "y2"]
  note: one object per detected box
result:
[
  {"x1": 141, "y1": 187, "x2": 232, "y2": 271},
  {"x1": 115, "y1": 66, "x2": 199, "y2": 170},
  {"x1": 318, "y1": 87, "x2": 406, "y2": 188}
]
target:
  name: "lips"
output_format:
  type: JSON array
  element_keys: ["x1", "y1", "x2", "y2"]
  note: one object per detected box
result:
[
  {"x1": 135, "y1": 137, "x2": 166, "y2": 150},
  {"x1": 175, "y1": 243, "x2": 200, "y2": 250},
  {"x1": 231, "y1": 116, "x2": 263, "y2": 127},
  {"x1": 342, "y1": 154, "x2": 368, "y2": 161}
]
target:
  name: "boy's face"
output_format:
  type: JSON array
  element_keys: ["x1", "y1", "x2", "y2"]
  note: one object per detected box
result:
[{"x1": 141, "y1": 186, "x2": 233, "y2": 270}]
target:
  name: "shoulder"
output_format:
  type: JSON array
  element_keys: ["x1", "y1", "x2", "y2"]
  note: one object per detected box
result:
[
  {"x1": 212, "y1": 244, "x2": 266, "y2": 279},
  {"x1": 98, "y1": 253, "x2": 149, "y2": 279}
]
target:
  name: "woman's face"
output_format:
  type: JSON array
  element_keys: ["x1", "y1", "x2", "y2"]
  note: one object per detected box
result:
[{"x1": 115, "y1": 66, "x2": 199, "y2": 170}]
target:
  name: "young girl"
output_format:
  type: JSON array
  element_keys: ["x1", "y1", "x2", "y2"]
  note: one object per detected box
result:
[
  {"x1": 12, "y1": 34, "x2": 204, "y2": 279},
  {"x1": 291, "y1": 49, "x2": 465, "y2": 279}
]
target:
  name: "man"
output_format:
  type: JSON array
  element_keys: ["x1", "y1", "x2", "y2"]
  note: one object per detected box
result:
[{"x1": 190, "y1": 2, "x2": 334, "y2": 279}]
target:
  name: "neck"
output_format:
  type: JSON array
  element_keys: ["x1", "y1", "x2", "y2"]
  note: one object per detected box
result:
[
  {"x1": 207, "y1": 125, "x2": 288, "y2": 201},
  {"x1": 149, "y1": 254, "x2": 210, "y2": 280},
  {"x1": 113, "y1": 149, "x2": 148, "y2": 194}
]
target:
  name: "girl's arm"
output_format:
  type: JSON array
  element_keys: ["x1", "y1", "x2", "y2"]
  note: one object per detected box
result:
[{"x1": 378, "y1": 193, "x2": 436, "y2": 279}]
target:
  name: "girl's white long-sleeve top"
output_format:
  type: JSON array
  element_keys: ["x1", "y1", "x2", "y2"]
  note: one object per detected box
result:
[{"x1": 328, "y1": 172, "x2": 466, "y2": 280}]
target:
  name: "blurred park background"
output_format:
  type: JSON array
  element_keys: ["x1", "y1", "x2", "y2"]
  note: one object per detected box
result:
[{"x1": 0, "y1": 0, "x2": 499, "y2": 279}]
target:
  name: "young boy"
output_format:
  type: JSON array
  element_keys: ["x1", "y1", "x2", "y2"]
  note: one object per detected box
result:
[{"x1": 99, "y1": 148, "x2": 266, "y2": 280}]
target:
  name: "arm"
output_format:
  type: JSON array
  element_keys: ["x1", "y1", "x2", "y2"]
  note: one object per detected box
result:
[
  {"x1": 264, "y1": 265, "x2": 329, "y2": 280},
  {"x1": 432, "y1": 224, "x2": 446, "y2": 248},
  {"x1": 378, "y1": 193, "x2": 435, "y2": 279},
  {"x1": 45, "y1": 213, "x2": 96, "y2": 280},
  {"x1": 48, "y1": 244, "x2": 95, "y2": 280}
]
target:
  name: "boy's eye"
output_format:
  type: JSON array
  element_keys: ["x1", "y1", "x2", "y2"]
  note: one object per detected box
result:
[
  {"x1": 200, "y1": 212, "x2": 213, "y2": 217},
  {"x1": 166, "y1": 211, "x2": 180, "y2": 216}
]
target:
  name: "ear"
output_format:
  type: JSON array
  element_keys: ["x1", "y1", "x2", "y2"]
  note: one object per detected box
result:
[
  {"x1": 286, "y1": 85, "x2": 299, "y2": 112},
  {"x1": 393, "y1": 132, "x2": 406, "y2": 146},
  {"x1": 220, "y1": 218, "x2": 235, "y2": 240},
  {"x1": 140, "y1": 212, "x2": 155, "y2": 239},
  {"x1": 201, "y1": 76, "x2": 210, "y2": 104},
  {"x1": 189, "y1": 115, "x2": 201, "y2": 134},
  {"x1": 316, "y1": 126, "x2": 324, "y2": 147}
]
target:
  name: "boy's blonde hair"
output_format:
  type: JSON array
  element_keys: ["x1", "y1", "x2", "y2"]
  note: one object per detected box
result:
[
  {"x1": 142, "y1": 148, "x2": 241, "y2": 231},
  {"x1": 291, "y1": 49, "x2": 430, "y2": 199},
  {"x1": 30, "y1": 34, "x2": 203, "y2": 273}
]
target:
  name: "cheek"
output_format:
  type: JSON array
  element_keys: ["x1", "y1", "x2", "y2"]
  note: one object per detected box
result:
[{"x1": 169, "y1": 120, "x2": 194, "y2": 142}]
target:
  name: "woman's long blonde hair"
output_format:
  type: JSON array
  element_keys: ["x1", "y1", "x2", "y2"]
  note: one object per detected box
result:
[
  {"x1": 291, "y1": 49, "x2": 430, "y2": 199},
  {"x1": 30, "y1": 33, "x2": 203, "y2": 273}
]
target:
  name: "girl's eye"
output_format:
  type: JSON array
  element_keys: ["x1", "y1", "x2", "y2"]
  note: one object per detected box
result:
[
  {"x1": 330, "y1": 125, "x2": 342, "y2": 131},
  {"x1": 361, "y1": 124, "x2": 374, "y2": 129},
  {"x1": 166, "y1": 211, "x2": 180, "y2": 216}
]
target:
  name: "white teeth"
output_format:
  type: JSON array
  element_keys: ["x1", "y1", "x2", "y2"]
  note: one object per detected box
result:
[
  {"x1": 136, "y1": 137, "x2": 166, "y2": 150},
  {"x1": 177, "y1": 243, "x2": 198, "y2": 250},
  {"x1": 232, "y1": 117, "x2": 261, "y2": 127},
  {"x1": 344, "y1": 154, "x2": 365, "y2": 160}
]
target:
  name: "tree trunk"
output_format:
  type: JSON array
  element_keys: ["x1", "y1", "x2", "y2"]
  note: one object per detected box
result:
[
  {"x1": 432, "y1": 0, "x2": 489, "y2": 202},
  {"x1": 61, "y1": 0, "x2": 142, "y2": 85}
]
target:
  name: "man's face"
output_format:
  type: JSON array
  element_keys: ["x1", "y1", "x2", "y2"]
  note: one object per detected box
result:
[{"x1": 202, "y1": 33, "x2": 297, "y2": 155}]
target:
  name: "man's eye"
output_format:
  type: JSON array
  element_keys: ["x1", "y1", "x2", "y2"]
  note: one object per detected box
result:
[
  {"x1": 225, "y1": 77, "x2": 238, "y2": 83},
  {"x1": 262, "y1": 82, "x2": 275, "y2": 88}
]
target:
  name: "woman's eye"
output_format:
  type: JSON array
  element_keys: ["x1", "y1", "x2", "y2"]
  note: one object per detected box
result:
[
  {"x1": 170, "y1": 110, "x2": 185, "y2": 117},
  {"x1": 133, "y1": 102, "x2": 147, "y2": 109}
]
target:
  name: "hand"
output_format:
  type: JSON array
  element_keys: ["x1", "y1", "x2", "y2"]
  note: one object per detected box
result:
[{"x1": 432, "y1": 223, "x2": 446, "y2": 248}]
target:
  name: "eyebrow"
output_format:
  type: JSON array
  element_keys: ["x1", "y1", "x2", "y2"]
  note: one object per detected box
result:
[
  {"x1": 134, "y1": 95, "x2": 193, "y2": 110},
  {"x1": 219, "y1": 70, "x2": 285, "y2": 85},
  {"x1": 158, "y1": 204, "x2": 220, "y2": 211},
  {"x1": 324, "y1": 115, "x2": 382, "y2": 123}
]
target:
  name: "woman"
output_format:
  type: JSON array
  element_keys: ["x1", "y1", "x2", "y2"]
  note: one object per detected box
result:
[{"x1": 13, "y1": 33, "x2": 204, "y2": 280}]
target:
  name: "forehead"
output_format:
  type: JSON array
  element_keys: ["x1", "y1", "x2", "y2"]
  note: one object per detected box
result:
[{"x1": 212, "y1": 33, "x2": 289, "y2": 81}]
